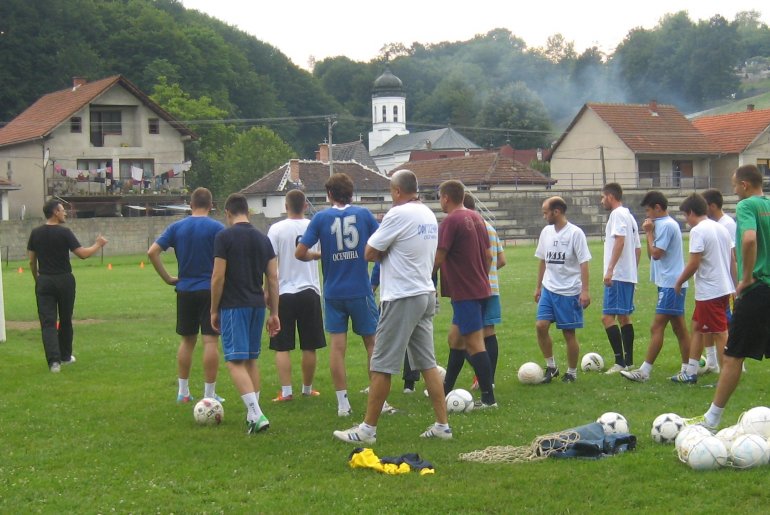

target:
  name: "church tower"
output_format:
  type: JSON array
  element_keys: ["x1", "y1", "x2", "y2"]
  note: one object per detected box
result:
[{"x1": 368, "y1": 66, "x2": 409, "y2": 151}]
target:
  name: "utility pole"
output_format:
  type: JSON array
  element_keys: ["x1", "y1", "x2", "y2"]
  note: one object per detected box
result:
[
  {"x1": 599, "y1": 145, "x2": 606, "y2": 186},
  {"x1": 327, "y1": 115, "x2": 338, "y2": 176}
]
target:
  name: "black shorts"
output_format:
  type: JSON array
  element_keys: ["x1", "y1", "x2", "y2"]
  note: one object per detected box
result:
[
  {"x1": 270, "y1": 289, "x2": 326, "y2": 352},
  {"x1": 177, "y1": 290, "x2": 217, "y2": 336},
  {"x1": 724, "y1": 282, "x2": 770, "y2": 360}
]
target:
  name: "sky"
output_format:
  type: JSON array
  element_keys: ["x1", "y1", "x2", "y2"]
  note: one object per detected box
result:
[{"x1": 180, "y1": 1, "x2": 767, "y2": 70}]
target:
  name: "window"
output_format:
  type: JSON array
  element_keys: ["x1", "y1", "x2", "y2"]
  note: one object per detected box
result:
[
  {"x1": 639, "y1": 159, "x2": 660, "y2": 187},
  {"x1": 382, "y1": 105, "x2": 387, "y2": 122},
  {"x1": 148, "y1": 118, "x2": 159, "y2": 135},
  {"x1": 262, "y1": 198, "x2": 267, "y2": 207},
  {"x1": 119, "y1": 159, "x2": 154, "y2": 181},
  {"x1": 90, "y1": 110, "x2": 122, "y2": 146},
  {"x1": 759, "y1": 159, "x2": 770, "y2": 190},
  {"x1": 70, "y1": 117, "x2": 82, "y2": 133},
  {"x1": 393, "y1": 106, "x2": 398, "y2": 123}
]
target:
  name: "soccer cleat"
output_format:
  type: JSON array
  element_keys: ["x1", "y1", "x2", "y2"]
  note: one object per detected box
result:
[
  {"x1": 682, "y1": 415, "x2": 718, "y2": 434},
  {"x1": 473, "y1": 400, "x2": 499, "y2": 410},
  {"x1": 420, "y1": 424, "x2": 453, "y2": 440},
  {"x1": 541, "y1": 366, "x2": 560, "y2": 384},
  {"x1": 360, "y1": 386, "x2": 370, "y2": 394},
  {"x1": 670, "y1": 372, "x2": 697, "y2": 384},
  {"x1": 302, "y1": 390, "x2": 320, "y2": 397},
  {"x1": 177, "y1": 394, "x2": 195, "y2": 403},
  {"x1": 49, "y1": 362, "x2": 61, "y2": 373},
  {"x1": 697, "y1": 364, "x2": 719, "y2": 376},
  {"x1": 403, "y1": 387, "x2": 415, "y2": 394},
  {"x1": 470, "y1": 376, "x2": 479, "y2": 390},
  {"x1": 333, "y1": 425, "x2": 376, "y2": 445},
  {"x1": 561, "y1": 372, "x2": 577, "y2": 383},
  {"x1": 246, "y1": 415, "x2": 270, "y2": 434},
  {"x1": 62, "y1": 355, "x2": 77, "y2": 365},
  {"x1": 212, "y1": 394, "x2": 226, "y2": 403},
  {"x1": 337, "y1": 408, "x2": 353, "y2": 417},
  {"x1": 272, "y1": 393, "x2": 294, "y2": 402},
  {"x1": 423, "y1": 389, "x2": 430, "y2": 398},
  {"x1": 620, "y1": 369, "x2": 649, "y2": 382},
  {"x1": 381, "y1": 401, "x2": 398, "y2": 414},
  {"x1": 605, "y1": 364, "x2": 628, "y2": 375}
]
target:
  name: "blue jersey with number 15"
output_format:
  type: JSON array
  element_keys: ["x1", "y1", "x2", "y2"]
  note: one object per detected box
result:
[{"x1": 300, "y1": 205, "x2": 378, "y2": 300}]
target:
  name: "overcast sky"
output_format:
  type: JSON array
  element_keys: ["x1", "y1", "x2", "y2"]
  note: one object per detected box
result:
[{"x1": 181, "y1": 1, "x2": 767, "y2": 70}]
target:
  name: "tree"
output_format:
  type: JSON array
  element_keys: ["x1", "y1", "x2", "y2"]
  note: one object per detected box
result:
[
  {"x1": 475, "y1": 83, "x2": 552, "y2": 149},
  {"x1": 216, "y1": 127, "x2": 294, "y2": 196}
]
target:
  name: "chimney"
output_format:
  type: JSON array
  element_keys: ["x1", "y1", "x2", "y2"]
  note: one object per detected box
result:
[
  {"x1": 289, "y1": 159, "x2": 300, "y2": 183},
  {"x1": 649, "y1": 99, "x2": 658, "y2": 116},
  {"x1": 747, "y1": 104, "x2": 755, "y2": 112},
  {"x1": 72, "y1": 77, "x2": 87, "y2": 90},
  {"x1": 318, "y1": 143, "x2": 329, "y2": 163}
]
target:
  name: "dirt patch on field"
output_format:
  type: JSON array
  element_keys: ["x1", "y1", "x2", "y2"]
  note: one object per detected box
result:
[{"x1": 5, "y1": 319, "x2": 106, "y2": 331}]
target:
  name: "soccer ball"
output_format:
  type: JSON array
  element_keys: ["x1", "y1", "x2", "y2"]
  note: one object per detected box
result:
[
  {"x1": 650, "y1": 413, "x2": 685, "y2": 444},
  {"x1": 729, "y1": 434, "x2": 770, "y2": 469},
  {"x1": 193, "y1": 398, "x2": 224, "y2": 426},
  {"x1": 581, "y1": 353, "x2": 604, "y2": 372},
  {"x1": 675, "y1": 425, "x2": 712, "y2": 461},
  {"x1": 517, "y1": 362, "x2": 544, "y2": 384},
  {"x1": 686, "y1": 436, "x2": 728, "y2": 470},
  {"x1": 715, "y1": 424, "x2": 744, "y2": 449},
  {"x1": 738, "y1": 406, "x2": 770, "y2": 438},
  {"x1": 445, "y1": 389, "x2": 474, "y2": 413},
  {"x1": 596, "y1": 412, "x2": 629, "y2": 435}
]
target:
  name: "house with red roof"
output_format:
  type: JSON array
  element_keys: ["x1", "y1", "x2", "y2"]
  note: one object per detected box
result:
[
  {"x1": 549, "y1": 102, "x2": 718, "y2": 190},
  {"x1": 0, "y1": 76, "x2": 194, "y2": 219},
  {"x1": 692, "y1": 104, "x2": 770, "y2": 191}
]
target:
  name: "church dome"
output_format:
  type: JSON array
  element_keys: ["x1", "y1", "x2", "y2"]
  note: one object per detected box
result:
[{"x1": 372, "y1": 67, "x2": 404, "y2": 98}]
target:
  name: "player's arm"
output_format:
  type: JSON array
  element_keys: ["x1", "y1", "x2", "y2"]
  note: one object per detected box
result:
[
  {"x1": 364, "y1": 244, "x2": 384, "y2": 262},
  {"x1": 295, "y1": 242, "x2": 318, "y2": 261},
  {"x1": 265, "y1": 257, "x2": 281, "y2": 337},
  {"x1": 642, "y1": 219, "x2": 664, "y2": 260},
  {"x1": 579, "y1": 261, "x2": 590, "y2": 308},
  {"x1": 28, "y1": 250, "x2": 38, "y2": 284},
  {"x1": 147, "y1": 242, "x2": 178, "y2": 285},
  {"x1": 497, "y1": 247, "x2": 507, "y2": 270},
  {"x1": 730, "y1": 248, "x2": 738, "y2": 288},
  {"x1": 485, "y1": 246, "x2": 493, "y2": 273},
  {"x1": 604, "y1": 235, "x2": 625, "y2": 286},
  {"x1": 674, "y1": 252, "x2": 701, "y2": 295},
  {"x1": 534, "y1": 259, "x2": 546, "y2": 302},
  {"x1": 210, "y1": 257, "x2": 226, "y2": 333},
  {"x1": 737, "y1": 229, "x2": 758, "y2": 297},
  {"x1": 72, "y1": 235, "x2": 108, "y2": 259},
  {"x1": 433, "y1": 248, "x2": 448, "y2": 276}
]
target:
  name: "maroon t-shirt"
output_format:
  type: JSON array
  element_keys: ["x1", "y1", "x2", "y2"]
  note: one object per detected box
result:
[{"x1": 437, "y1": 207, "x2": 491, "y2": 301}]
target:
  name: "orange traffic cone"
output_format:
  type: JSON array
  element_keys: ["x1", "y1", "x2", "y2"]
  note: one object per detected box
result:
[
  {"x1": 108, "y1": 263, "x2": 113, "y2": 270},
  {"x1": 17, "y1": 267, "x2": 23, "y2": 273},
  {"x1": 140, "y1": 261, "x2": 145, "y2": 269}
]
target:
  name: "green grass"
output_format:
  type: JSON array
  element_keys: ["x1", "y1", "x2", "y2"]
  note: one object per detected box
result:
[{"x1": 2, "y1": 244, "x2": 769, "y2": 513}]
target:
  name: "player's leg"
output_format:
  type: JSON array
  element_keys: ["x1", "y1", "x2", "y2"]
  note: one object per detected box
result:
[
  {"x1": 462, "y1": 299, "x2": 495, "y2": 406},
  {"x1": 35, "y1": 275, "x2": 61, "y2": 369},
  {"x1": 56, "y1": 273, "x2": 76, "y2": 363},
  {"x1": 271, "y1": 292, "x2": 297, "y2": 400},
  {"x1": 197, "y1": 290, "x2": 221, "y2": 401},
  {"x1": 563, "y1": 329, "x2": 580, "y2": 381},
  {"x1": 176, "y1": 291, "x2": 200, "y2": 401},
  {"x1": 324, "y1": 298, "x2": 352, "y2": 415},
  {"x1": 177, "y1": 334, "x2": 198, "y2": 400},
  {"x1": 536, "y1": 288, "x2": 558, "y2": 381},
  {"x1": 297, "y1": 289, "x2": 325, "y2": 396},
  {"x1": 602, "y1": 281, "x2": 626, "y2": 371}
]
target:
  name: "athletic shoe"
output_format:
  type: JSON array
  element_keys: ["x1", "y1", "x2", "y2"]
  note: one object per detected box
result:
[
  {"x1": 302, "y1": 390, "x2": 320, "y2": 397},
  {"x1": 620, "y1": 369, "x2": 648, "y2": 382},
  {"x1": 381, "y1": 401, "x2": 398, "y2": 414},
  {"x1": 50, "y1": 362, "x2": 61, "y2": 373},
  {"x1": 420, "y1": 424, "x2": 453, "y2": 440},
  {"x1": 541, "y1": 366, "x2": 560, "y2": 384},
  {"x1": 246, "y1": 415, "x2": 270, "y2": 434},
  {"x1": 360, "y1": 386, "x2": 369, "y2": 394},
  {"x1": 272, "y1": 393, "x2": 293, "y2": 402},
  {"x1": 403, "y1": 387, "x2": 415, "y2": 394},
  {"x1": 176, "y1": 394, "x2": 194, "y2": 403},
  {"x1": 470, "y1": 376, "x2": 479, "y2": 390},
  {"x1": 473, "y1": 400, "x2": 499, "y2": 410},
  {"x1": 337, "y1": 408, "x2": 352, "y2": 417},
  {"x1": 561, "y1": 372, "x2": 576, "y2": 383},
  {"x1": 682, "y1": 415, "x2": 718, "y2": 433},
  {"x1": 605, "y1": 364, "x2": 627, "y2": 374},
  {"x1": 62, "y1": 355, "x2": 76, "y2": 365},
  {"x1": 423, "y1": 388, "x2": 430, "y2": 398},
  {"x1": 697, "y1": 364, "x2": 719, "y2": 376},
  {"x1": 670, "y1": 372, "x2": 697, "y2": 384},
  {"x1": 333, "y1": 425, "x2": 376, "y2": 445},
  {"x1": 212, "y1": 394, "x2": 226, "y2": 403}
]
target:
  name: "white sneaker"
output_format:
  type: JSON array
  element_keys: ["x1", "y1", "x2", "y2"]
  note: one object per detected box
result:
[
  {"x1": 381, "y1": 401, "x2": 398, "y2": 414},
  {"x1": 619, "y1": 369, "x2": 649, "y2": 382},
  {"x1": 423, "y1": 389, "x2": 429, "y2": 398},
  {"x1": 360, "y1": 386, "x2": 369, "y2": 394},
  {"x1": 337, "y1": 408, "x2": 352, "y2": 417},
  {"x1": 420, "y1": 424, "x2": 452, "y2": 440},
  {"x1": 697, "y1": 363, "x2": 719, "y2": 376},
  {"x1": 333, "y1": 425, "x2": 376, "y2": 445},
  {"x1": 605, "y1": 364, "x2": 627, "y2": 375},
  {"x1": 50, "y1": 362, "x2": 61, "y2": 373},
  {"x1": 62, "y1": 355, "x2": 76, "y2": 365}
]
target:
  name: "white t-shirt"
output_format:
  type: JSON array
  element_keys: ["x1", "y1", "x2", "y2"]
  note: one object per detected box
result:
[
  {"x1": 267, "y1": 217, "x2": 321, "y2": 295},
  {"x1": 603, "y1": 206, "x2": 641, "y2": 283},
  {"x1": 689, "y1": 218, "x2": 735, "y2": 301},
  {"x1": 367, "y1": 201, "x2": 438, "y2": 302},
  {"x1": 535, "y1": 222, "x2": 592, "y2": 296},
  {"x1": 718, "y1": 214, "x2": 737, "y2": 246}
]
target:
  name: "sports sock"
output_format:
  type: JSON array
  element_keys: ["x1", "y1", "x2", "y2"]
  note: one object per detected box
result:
[
  {"x1": 336, "y1": 390, "x2": 351, "y2": 411},
  {"x1": 178, "y1": 378, "x2": 190, "y2": 397},
  {"x1": 204, "y1": 382, "x2": 216, "y2": 399},
  {"x1": 567, "y1": 367, "x2": 577, "y2": 376},
  {"x1": 281, "y1": 385, "x2": 293, "y2": 397},
  {"x1": 484, "y1": 334, "x2": 499, "y2": 382},
  {"x1": 359, "y1": 422, "x2": 376, "y2": 435},
  {"x1": 680, "y1": 363, "x2": 688, "y2": 373},
  {"x1": 605, "y1": 325, "x2": 625, "y2": 366},
  {"x1": 620, "y1": 324, "x2": 634, "y2": 366},
  {"x1": 705, "y1": 403, "x2": 724, "y2": 427},
  {"x1": 443, "y1": 349, "x2": 466, "y2": 395},
  {"x1": 639, "y1": 361, "x2": 653, "y2": 376},
  {"x1": 241, "y1": 392, "x2": 263, "y2": 422},
  {"x1": 545, "y1": 356, "x2": 556, "y2": 369},
  {"x1": 686, "y1": 359, "x2": 699, "y2": 376},
  {"x1": 468, "y1": 351, "x2": 495, "y2": 405},
  {"x1": 302, "y1": 384, "x2": 313, "y2": 395},
  {"x1": 705, "y1": 345, "x2": 718, "y2": 367},
  {"x1": 403, "y1": 380, "x2": 415, "y2": 390},
  {"x1": 434, "y1": 422, "x2": 449, "y2": 431}
]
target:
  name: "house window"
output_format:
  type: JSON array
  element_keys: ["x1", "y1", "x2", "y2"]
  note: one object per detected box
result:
[
  {"x1": 262, "y1": 198, "x2": 267, "y2": 207},
  {"x1": 759, "y1": 159, "x2": 770, "y2": 189},
  {"x1": 639, "y1": 159, "x2": 660, "y2": 187},
  {"x1": 382, "y1": 105, "x2": 387, "y2": 122},
  {"x1": 90, "y1": 110, "x2": 122, "y2": 146},
  {"x1": 70, "y1": 117, "x2": 82, "y2": 133},
  {"x1": 119, "y1": 159, "x2": 154, "y2": 181},
  {"x1": 148, "y1": 118, "x2": 159, "y2": 134},
  {"x1": 393, "y1": 106, "x2": 398, "y2": 123}
]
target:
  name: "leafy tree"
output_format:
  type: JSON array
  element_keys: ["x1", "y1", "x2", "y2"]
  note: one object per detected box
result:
[
  {"x1": 216, "y1": 127, "x2": 293, "y2": 196},
  {"x1": 475, "y1": 83, "x2": 552, "y2": 149}
]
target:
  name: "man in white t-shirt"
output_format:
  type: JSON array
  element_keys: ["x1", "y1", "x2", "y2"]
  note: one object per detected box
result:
[
  {"x1": 672, "y1": 193, "x2": 735, "y2": 384},
  {"x1": 534, "y1": 196, "x2": 591, "y2": 383},
  {"x1": 267, "y1": 190, "x2": 326, "y2": 402},
  {"x1": 600, "y1": 183, "x2": 641, "y2": 374},
  {"x1": 334, "y1": 170, "x2": 450, "y2": 445}
]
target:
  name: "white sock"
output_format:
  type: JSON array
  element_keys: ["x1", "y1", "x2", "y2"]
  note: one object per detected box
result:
[
  {"x1": 705, "y1": 403, "x2": 724, "y2": 426},
  {"x1": 204, "y1": 382, "x2": 216, "y2": 398},
  {"x1": 639, "y1": 362, "x2": 653, "y2": 376},
  {"x1": 705, "y1": 345, "x2": 718, "y2": 366},
  {"x1": 302, "y1": 384, "x2": 312, "y2": 395},
  {"x1": 567, "y1": 367, "x2": 577, "y2": 376},
  {"x1": 178, "y1": 378, "x2": 190, "y2": 396},
  {"x1": 434, "y1": 422, "x2": 449, "y2": 430},
  {"x1": 282, "y1": 385, "x2": 293, "y2": 397},
  {"x1": 680, "y1": 363, "x2": 688, "y2": 373},
  {"x1": 359, "y1": 422, "x2": 376, "y2": 435},
  {"x1": 686, "y1": 359, "x2": 699, "y2": 376},
  {"x1": 545, "y1": 357, "x2": 556, "y2": 368},
  {"x1": 241, "y1": 392, "x2": 263, "y2": 422},
  {"x1": 336, "y1": 390, "x2": 351, "y2": 411}
]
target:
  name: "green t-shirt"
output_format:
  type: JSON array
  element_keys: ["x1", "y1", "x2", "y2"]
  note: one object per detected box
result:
[{"x1": 735, "y1": 195, "x2": 770, "y2": 288}]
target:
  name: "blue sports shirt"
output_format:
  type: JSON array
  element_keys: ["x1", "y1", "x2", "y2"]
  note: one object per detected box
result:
[{"x1": 155, "y1": 216, "x2": 224, "y2": 292}]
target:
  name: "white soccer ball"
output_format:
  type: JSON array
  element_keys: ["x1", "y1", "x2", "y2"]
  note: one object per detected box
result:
[
  {"x1": 445, "y1": 389, "x2": 474, "y2": 413},
  {"x1": 675, "y1": 426, "x2": 712, "y2": 461},
  {"x1": 729, "y1": 434, "x2": 770, "y2": 469},
  {"x1": 738, "y1": 406, "x2": 770, "y2": 438},
  {"x1": 715, "y1": 424, "x2": 744, "y2": 450},
  {"x1": 193, "y1": 398, "x2": 224, "y2": 426},
  {"x1": 596, "y1": 412, "x2": 629, "y2": 435},
  {"x1": 581, "y1": 352, "x2": 605, "y2": 372},
  {"x1": 686, "y1": 436, "x2": 728, "y2": 471},
  {"x1": 517, "y1": 362, "x2": 544, "y2": 384},
  {"x1": 651, "y1": 413, "x2": 685, "y2": 444}
]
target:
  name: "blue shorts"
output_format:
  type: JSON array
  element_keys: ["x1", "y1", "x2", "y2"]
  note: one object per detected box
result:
[
  {"x1": 324, "y1": 295, "x2": 378, "y2": 336},
  {"x1": 483, "y1": 295, "x2": 502, "y2": 326},
  {"x1": 219, "y1": 306, "x2": 265, "y2": 361},
  {"x1": 655, "y1": 286, "x2": 686, "y2": 316},
  {"x1": 603, "y1": 280, "x2": 636, "y2": 316},
  {"x1": 537, "y1": 287, "x2": 584, "y2": 330},
  {"x1": 451, "y1": 298, "x2": 487, "y2": 336}
]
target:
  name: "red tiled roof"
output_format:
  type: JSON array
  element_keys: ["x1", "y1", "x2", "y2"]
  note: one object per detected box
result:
[
  {"x1": 391, "y1": 151, "x2": 553, "y2": 189},
  {"x1": 240, "y1": 161, "x2": 390, "y2": 195},
  {"x1": 692, "y1": 108, "x2": 770, "y2": 153},
  {"x1": 552, "y1": 103, "x2": 715, "y2": 155},
  {"x1": 0, "y1": 75, "x2": 194, "y2": 148}
]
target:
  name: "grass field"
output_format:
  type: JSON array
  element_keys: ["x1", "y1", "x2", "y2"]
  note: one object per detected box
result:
[{"x1": 2, "y1": 244, "x2": 769, "y2": 513}]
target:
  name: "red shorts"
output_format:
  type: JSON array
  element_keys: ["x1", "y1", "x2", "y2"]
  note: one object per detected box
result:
[{"x1": 692, "y1": 295, "x2": 730, "y2": 333}]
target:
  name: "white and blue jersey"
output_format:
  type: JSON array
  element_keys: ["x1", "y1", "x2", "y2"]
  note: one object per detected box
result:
[
  {"x1": 300, "y1": 205, "x2": 379, "y2": 300},
  {"x1": 650, "y1": 215, "x2": 687, "y2": 289}
]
